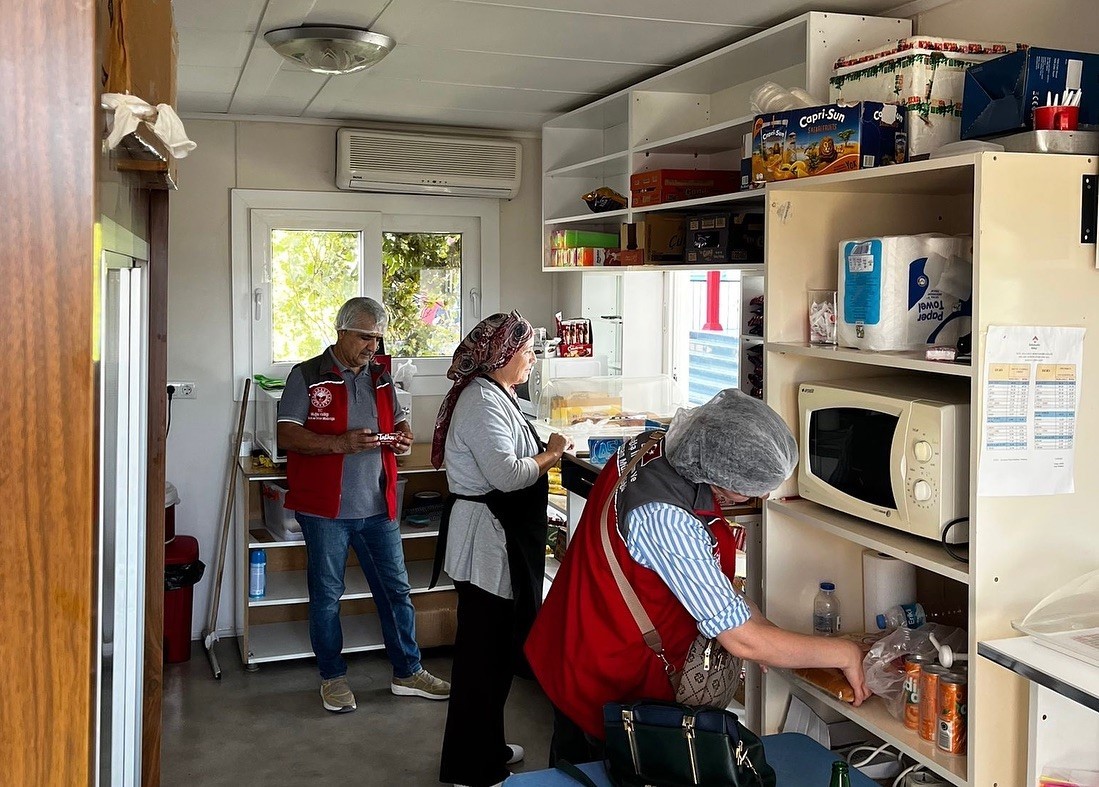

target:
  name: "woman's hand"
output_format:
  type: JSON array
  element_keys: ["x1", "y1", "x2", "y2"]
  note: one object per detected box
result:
[
  {"x1": 547, "y1": 432, "x2": 571, "y2": 459},
  {"x1": 839, "y1": 641, "x2": 871, "y2": 706}
]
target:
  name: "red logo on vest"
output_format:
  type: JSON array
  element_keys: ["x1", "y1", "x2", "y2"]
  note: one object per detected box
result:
[{"x1": 310, "y1": 386, "x2": 333, "y2": 409}]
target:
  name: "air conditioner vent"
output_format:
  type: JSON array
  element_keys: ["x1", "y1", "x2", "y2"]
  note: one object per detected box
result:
[{"x1": 337, "y1": 129, "x2": 522, "y2": 198}]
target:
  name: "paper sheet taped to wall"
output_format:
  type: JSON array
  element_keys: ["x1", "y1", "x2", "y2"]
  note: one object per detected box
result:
[{"x1": 977, "y1": 326, "x2": 1085, "y2": 496}]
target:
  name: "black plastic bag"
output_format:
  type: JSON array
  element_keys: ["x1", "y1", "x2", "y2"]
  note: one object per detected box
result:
[{"x1": 165, "y1": 560, "x2": 206, "y2": 591}]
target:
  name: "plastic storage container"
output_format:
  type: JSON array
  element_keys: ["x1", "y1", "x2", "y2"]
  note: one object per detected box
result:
[{"x1": 536, "y1": 375, "x2": 687, "y2": 443}]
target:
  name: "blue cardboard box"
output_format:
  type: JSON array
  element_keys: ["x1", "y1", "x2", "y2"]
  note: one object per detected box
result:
[{"x1": 962, "y1": 47, "x2": 1099, "y2": 138}]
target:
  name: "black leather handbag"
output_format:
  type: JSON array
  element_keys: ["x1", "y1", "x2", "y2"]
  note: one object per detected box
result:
[{"x1": 602, "y1": 701, "x2": 775, "y2": 787}]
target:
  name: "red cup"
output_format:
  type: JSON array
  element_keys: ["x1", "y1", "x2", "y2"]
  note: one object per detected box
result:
[{"x1": 1034, "y1": 105, "x2": 1080, "y2": 131}]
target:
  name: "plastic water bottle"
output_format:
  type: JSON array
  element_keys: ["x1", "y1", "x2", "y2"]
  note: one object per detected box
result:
[
  {"x1": 249, "y1": 549, "x2": 267, "y2": 599},
  {"x1": 876, "y1": 602, "x2": 927, "y2": 631},
  {"x1": 813, "y1": 582, "x2": 841, "y2": 636}
]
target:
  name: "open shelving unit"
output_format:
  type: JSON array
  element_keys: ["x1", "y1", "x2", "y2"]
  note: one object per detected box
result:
[
  {"x1": 236, "y1": 443, "x2": 456, "y2": 668},
  {"x1": 759, "y1": 151, "x2": 1099, "y2": 787},
  {"x1": 541, "y1": 10, "x2": 912, "y2": 272}
]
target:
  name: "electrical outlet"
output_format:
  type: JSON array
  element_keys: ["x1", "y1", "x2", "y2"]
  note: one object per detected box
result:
[{"x1": 168, "y1": 381, "x2": 197, "y2": 399}]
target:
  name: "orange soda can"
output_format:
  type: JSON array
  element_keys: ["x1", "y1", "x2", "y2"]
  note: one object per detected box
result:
[
  {"x1": 936, "y1": 673, "x2": 968, "y2": 755},
  {"x1": 918, "y1": 665, "x2": 950, "y2": 742},
  {"x1": 903, "y1": 654, "x2": 933, "y2": 730}
]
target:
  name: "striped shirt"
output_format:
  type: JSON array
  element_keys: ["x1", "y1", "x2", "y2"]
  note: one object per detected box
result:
[{"x1": 625, "y1": 501, "x2": 751, "y2": 639}]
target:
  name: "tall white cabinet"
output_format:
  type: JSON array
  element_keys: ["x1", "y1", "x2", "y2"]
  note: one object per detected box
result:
[{"x1": 761, "y1": 152, "x2": 1099, "y2": 786}]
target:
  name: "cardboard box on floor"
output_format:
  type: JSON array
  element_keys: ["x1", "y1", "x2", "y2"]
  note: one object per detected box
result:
[{"x1": 415, "y1": 591, "x2": 458, "y2": 648}]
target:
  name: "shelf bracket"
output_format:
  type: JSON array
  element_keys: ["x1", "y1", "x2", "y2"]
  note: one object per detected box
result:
[{"x1": 1082, "y1": 175, "x2": 1097, "y2": 244}]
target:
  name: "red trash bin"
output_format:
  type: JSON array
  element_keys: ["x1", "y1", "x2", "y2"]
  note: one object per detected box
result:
[{"x1": 164, "y1": 535, "x2": 200, "y2": 663}]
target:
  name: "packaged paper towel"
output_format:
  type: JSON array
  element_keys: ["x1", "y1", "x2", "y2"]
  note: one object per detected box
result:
[{"x1": 838, "y1": 234, "x2": 972, "y2": 351}]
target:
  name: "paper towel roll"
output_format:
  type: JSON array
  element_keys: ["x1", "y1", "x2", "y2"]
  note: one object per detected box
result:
[{"x1": 862, "y1": 550, "x2": 917, "y2": 632}]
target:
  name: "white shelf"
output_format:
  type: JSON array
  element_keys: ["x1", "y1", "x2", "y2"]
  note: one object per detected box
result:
[
  {"x1": 766, "y1": 154, "x2": 976, "y2": 195},
  {"x1": 546, "y1": 152, "x2": 629, "y2": 178},
  {"x1": 766, "y1": 499, "x2": 969, "y2": 584},
  {"x1": 247, "y1": 614, "x2": 385, "y2": 664},
  {"x1": 630, "y1": 189, "x2": 764, "y2": 215},
  {"x1": 980, "y1": 636, "x2": 1099, "y2": 714},
  {"x1": 249, "y1": 560, "x2": 451, "y2": 607},
  {"x1": 766, "y1": 342, "x2": 973, "y2": 378},
  {"x1": 633, "y1": 114, "x2": 754, "y2": 156},
  {"x1": 545, "y1": 556, "x2": 561, "y2": 583},
  {"x1": 778, "y1": 670, "x2": 968, "y2": 787},
  {"x1": 248, "y1": 521, "x2": 440, "y2": 549},
  {"x1": 542, "y1": 262, "x2": 764, "y2": 274},
  {"x1": 544, "y1": 208, "x2": 629, "y2": 226},
  {"x1": 548, "y1": 493, "x2": 568, "y2": 516}
]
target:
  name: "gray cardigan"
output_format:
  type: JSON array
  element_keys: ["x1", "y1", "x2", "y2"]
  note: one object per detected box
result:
[{"x1": 442, "y1": 377, "x2": 540, "y2": 598}]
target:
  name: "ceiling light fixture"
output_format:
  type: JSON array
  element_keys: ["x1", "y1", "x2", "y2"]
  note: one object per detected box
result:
[{"x1": 264, "y1": 25, "x2": 396, "y2": 75}]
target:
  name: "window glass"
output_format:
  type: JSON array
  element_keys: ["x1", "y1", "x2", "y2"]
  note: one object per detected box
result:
[
  {"x1": 669, "y1": 271, "x2": 743, "y2": 404},
  {"x1": 270, "y1": 229, "x2": 360, "y2": 364},
  {"x1": 382, "y1": 232, "x2": 462, "y2": 358}
]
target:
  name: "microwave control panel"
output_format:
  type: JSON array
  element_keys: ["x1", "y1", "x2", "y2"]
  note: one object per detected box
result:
[{"x1": 905, "y1": 415, "x2": 943, "y2": 524}]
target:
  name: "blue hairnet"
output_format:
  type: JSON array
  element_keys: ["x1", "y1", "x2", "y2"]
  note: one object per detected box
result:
[{"x1": 664, "y1": 389, "x2": 798, "y2": 497}]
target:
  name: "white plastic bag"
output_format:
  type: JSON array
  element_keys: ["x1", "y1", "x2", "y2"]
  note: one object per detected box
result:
[{"x1": 863, "y1": 623, "x2": 967, "y2": 720}]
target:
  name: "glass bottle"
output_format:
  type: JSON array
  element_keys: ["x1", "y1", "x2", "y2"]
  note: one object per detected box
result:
[
  {"x1": 828, "y1": 761, "x2": 851, "y2": 787},
  {"x1": 813, "y1": 581, "x2": 841, "y2": 636}
]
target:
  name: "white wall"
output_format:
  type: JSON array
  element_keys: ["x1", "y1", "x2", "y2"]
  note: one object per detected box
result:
[
  {"x1": 912, "y1": 0, "x2": 1099, "y2": 49},
  {"x1": 167, "y1": 119, "x2": 545, "y2": 638}
]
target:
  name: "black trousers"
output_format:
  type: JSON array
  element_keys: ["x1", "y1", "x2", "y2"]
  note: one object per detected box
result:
[{"x1": 439, "y1": 581, "x2": 517, "y2": 787}]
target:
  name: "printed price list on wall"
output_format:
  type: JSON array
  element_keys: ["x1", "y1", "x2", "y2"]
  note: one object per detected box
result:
[{"x1": 978, "y1": 327, "x2": 1085, "y2": 497}]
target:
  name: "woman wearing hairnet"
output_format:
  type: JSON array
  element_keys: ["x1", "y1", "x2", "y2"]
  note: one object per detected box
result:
[{"x1": 525, "y1": 389, "x2": 869, "y2": 763}]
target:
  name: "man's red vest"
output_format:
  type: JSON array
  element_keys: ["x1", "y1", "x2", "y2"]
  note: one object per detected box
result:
[
  {"x1": 525, "y1": 434, "x2": 741, "y2": 739},
  {"x1": 285, "y1": 354, "x2": 398, "y2": 520}
]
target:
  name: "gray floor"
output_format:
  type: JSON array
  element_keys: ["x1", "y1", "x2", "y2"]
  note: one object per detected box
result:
[{"x1": 162, "y1": 641, "x2": 555, "y2": 786}]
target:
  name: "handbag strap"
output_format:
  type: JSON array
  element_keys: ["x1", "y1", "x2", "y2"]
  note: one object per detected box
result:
[
  {"x1": 554, "y1": 760, "x2": 601, "y2": 787},
  {"x1": 599, "y1": 433, "x2": 673, "y2": 672}
]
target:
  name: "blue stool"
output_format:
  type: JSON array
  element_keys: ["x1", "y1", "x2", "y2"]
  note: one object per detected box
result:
[{"x1": 504, "y1": 733, "x2": 878, "y2": 786}]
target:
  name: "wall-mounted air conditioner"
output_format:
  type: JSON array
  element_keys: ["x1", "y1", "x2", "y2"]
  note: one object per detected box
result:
[{"x1": 336, "y1": 128, "x2": 521, "y2": 198}]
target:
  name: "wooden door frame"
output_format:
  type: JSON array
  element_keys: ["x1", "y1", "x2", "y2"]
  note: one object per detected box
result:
[{"x1": 0, "y1": 0, "x2": 97, "y2": 782}]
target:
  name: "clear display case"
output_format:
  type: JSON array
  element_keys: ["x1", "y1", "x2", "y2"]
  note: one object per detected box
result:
[
  {"x1": 1014, "y1": 569, "x2": 1099, "y2": 668},
  {"x1": 536, "y1": 374, "x2": 689, "y2": 441}
]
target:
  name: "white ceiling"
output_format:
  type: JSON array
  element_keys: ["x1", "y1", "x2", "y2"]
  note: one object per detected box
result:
[{"x1": 174, "y1": 0, "x2": 910, "y2": 131}]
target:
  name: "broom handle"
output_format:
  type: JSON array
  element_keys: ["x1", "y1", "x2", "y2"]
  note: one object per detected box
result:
[{"x1": 204, "y1": 377, "x2": 251, "y2": 649}]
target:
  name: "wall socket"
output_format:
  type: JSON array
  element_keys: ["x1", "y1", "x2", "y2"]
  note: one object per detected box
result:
[{"x1": 168, "y1": 381, "x2": 197, "y2": 399}]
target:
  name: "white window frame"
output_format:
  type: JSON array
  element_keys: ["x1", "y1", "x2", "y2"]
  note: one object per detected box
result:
[{"x1": 231, "y1": 189, "x2": 500, "y2": 398}]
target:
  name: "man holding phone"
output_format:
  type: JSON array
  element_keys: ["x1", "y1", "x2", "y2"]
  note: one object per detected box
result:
[{"x1": 278, "y1": 297, "x2": 450, "y2": 713}]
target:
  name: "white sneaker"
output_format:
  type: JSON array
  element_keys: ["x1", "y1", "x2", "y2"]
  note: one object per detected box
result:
[{"x1": 506, "y1": 744, "x2": 524, "y2": 765}]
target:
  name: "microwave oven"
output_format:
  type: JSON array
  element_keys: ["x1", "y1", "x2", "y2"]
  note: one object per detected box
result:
[
  {"x1": 255, "y1": 386, "x2": 413, "y2": 463},
  {"x1": 797, "y1": 376, "x2": 970, "y2": 543}
]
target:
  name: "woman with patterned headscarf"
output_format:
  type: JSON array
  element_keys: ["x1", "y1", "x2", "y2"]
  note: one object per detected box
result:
[{"x1": 432, "y1": 311, "x2": 571, "y2": 787}]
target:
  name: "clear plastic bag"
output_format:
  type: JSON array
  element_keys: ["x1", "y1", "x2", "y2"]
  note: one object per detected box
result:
[{"x1": 862, "y1": 623, "x2": 967, "y2": 720}]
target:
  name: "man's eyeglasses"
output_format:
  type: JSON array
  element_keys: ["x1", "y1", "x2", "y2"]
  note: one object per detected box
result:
[{"x1": 341, "y1": 328, "x2": 384, "y2": 343}]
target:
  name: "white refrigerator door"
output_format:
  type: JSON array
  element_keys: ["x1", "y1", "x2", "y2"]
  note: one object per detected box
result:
[{"x1": 97, "y1": 254, "x2": 149, "y2": 786}]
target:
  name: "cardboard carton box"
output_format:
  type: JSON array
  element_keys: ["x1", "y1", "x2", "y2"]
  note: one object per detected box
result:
[
  {"x1": 962, "y1": 47, "x2": 1099, "y2": 138},
  {"x1": 752, "y1": 102, "x2": 906, "y2": 185},
  {"x1": 630, "y1": 169, "x2": 737, "y2": 206},
  {"x1": 685, "y1": 212, "x2": 765, "y2": 264},
  {"x1": 620, "y1": 215, "x2": 687, "y2": 263}
]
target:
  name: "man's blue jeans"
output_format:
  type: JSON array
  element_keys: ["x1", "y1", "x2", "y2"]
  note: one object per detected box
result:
[{"x1": 296, "y1": 512, "x2": 422, "y2": 681}]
